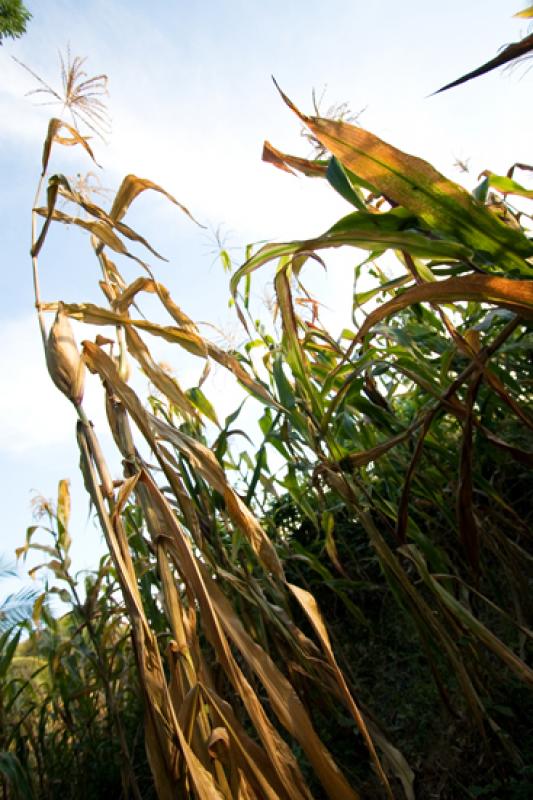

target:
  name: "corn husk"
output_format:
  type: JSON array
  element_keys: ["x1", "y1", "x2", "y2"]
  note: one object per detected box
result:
[{"x1": 45, "y1": 302, "x2": 85, "y2": 406}]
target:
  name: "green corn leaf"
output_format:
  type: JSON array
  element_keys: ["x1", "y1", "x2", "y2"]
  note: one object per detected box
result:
[
  {"x1": 326, "y1": 156, "x2": 366, "y2": 210},
  {"x1": 481, "y1": 171, "x2": 533, "y2": 199}
]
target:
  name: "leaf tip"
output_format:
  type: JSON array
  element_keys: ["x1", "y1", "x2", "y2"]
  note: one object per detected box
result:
[{"x1": 271, "y1": 77, "x2": 307, "y2": 124}]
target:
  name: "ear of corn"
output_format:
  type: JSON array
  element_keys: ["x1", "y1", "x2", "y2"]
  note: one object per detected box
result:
[{"x1": 45, "y1": 302, "x2": 85, "y2": 406}]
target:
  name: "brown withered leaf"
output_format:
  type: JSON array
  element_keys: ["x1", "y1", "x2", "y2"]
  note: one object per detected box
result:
[
  {"x1": 81, "y1": 444, "x2": 225, "y2": 800},
  {"x1": 124, "y1": 326, "x2": 199, "y2": 420},
  {"x1": 32, "y1": 175, "x2": 61, "y2": 257},
  {"x1": 150, "y1": 416, "x2": 284, "y2": 580},
  {"x1": 200, "y1": 569, "x2": 361, "y2": 800},
  {"x1": 110, "y1": 174, "x2": 203, "y2": 227},
  {"x1": 262, "y1": 141, "x2": 328, "y2": 177},
  {"x1": 34, "y1": 206, "x2": 125, "y2": 252},
  {"x1": 46, "y1": 174, "x2": 169, "y2": 260},
  {"x1": 113, "y1": 277, "x2": 197, "y2": 330},
  {"x1": 75, "y1": 428, "x2": 182, "y2": 799},
  {"x1": 41, "y1": 117, "x2": 99, "y2": 175},
  {"x1": 139, "y1": 470, "x2": 312, "y2": 800},
  {"x1": 44, "y1": 301, "x2": 208, "y2": 357},
  {"x1": 206, "y1": 341, "x2": 278, "y2": 408},
  {"x1": 202, "y1": 686, "x2": 288, "y2": 800},
  {"x1": 355, "y1": 275, "x2": 533, "y2": 344},
  {"x1": 81, "y1": 341, "x2": 282, "y2": 577}
]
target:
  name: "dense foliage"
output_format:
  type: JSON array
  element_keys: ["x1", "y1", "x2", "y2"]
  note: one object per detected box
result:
[
  {"x1": 1, "y1": 52, "x2": 532, "y2": 800},
  {"x1": 0, "y1": 0, "x2": 31, "y2": 44}
]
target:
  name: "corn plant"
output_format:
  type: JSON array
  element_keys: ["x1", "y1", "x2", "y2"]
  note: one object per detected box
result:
[
  {"x1": 18, "y1": 56, "x2": 412, "y2": 800},
  {"x1": 8, "y1": 482, "x2": 147, "y2": 799}
]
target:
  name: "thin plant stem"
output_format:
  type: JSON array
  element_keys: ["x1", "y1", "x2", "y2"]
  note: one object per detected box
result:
[{"x1": 31, "y1": 172, "x2": 47, "y2": 349}]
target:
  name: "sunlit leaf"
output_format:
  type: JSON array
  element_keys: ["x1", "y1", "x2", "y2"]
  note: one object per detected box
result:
[{"x1": 274, "y1": 82, "x2": 533, "y2": 273}]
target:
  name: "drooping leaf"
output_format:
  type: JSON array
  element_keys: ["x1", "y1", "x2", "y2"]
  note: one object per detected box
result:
[
  {"x1": 43, "y1": 301, "x2": 208, "y2": 356},
  {"x1": 231, "y1": 229, "x2": 473, "y2": 300},
  {"x1": 34, "y1": 207, "x2": 151, "y2": 268},
  {"x1": 109, "y1": 174, "x2": 203, "y2": 227},
  {"x1": 200, "y1": 569, "x2": 362, "y2": 800},
  {"x1": 41, "y1": 117, "x2": 98, "y2": 176},
  {"x1": 262, "y1": 140, "x2": 328, "y2": 177},
  {"x1": 139, "y1": 471, "x2": 315, "y2": 800},
  {"x1": 403, "y1": 546, "x2": 533, "y2": 687},
  {"x1": 480, "y1": 171, "x2": 533, "y2": 199},
  {"x1": 355, "y1": 275, "x2": 533, "y2": 343}
]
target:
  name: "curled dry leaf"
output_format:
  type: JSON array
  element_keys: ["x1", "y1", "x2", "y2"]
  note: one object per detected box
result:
[
  {"x1": 41, "y1": 118, "x2": 99, "y2": 176},
  {"x1": 355, "y1": 275, "x2": 533, "y2": 344},
  {"x1": 110, "y1": 174, "x2": 205, "y2": 228},
  {"x1": 262, "y1": 141, "x2": 328, "y2": 177}
]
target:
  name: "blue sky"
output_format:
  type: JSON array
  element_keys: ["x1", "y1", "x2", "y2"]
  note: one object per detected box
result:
[{"x1": 0, "y1": 0, "x2": 531, "y2": 585}]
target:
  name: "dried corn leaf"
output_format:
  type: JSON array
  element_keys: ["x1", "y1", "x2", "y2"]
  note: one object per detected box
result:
[
  {"x1": 151, "y1": 416, "x2": 283, "y2": 579},
  {"x1": 205, "y1": 341, "x2": 278, "y2": 407},
  {"x1": 45, "y1": 301, "x2": 208, "y2": 357},
  {"x1": 201, "y1": 570, "x2": 361, "y2": 800},
  {"x1": 76, "y1": 428, "x2": 182, "y2": 797},
  {"x1": 202, "y1": 686, "x2": 288, "y2": 800},
  {"x1": 32, "y1": 175, "x2": 61, "y2": 257},
  {"x1": 263, "y1": 141, "x2": 328, "y2": 177},
  {"x1": 38, "y1": 174, "x2": 168, "y2": 260},
  {"x1": 34, "y1": 207, "x2": 151, "y2": 269},
  {"x1": 139, "y1": 470, "x2": 313, "y2": 800},
  {"x1": 125, "y1": 326, "x2": 199, "y2": 420},
  {"x1": 355, "y1": 275, "x2": 533, "y2": 344},
  {"x1": 515, "y1": 5, "x2": 533, "y2": 18},
  {"x1": 110, "y1": 174, "x2": 202, "y2": 227},
  {"x1": 114, "y1": 277, "x2": 198, "y2": 330},
  {"x1": 41, "y1": 117, "x2": 98, "y2": 175}
]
